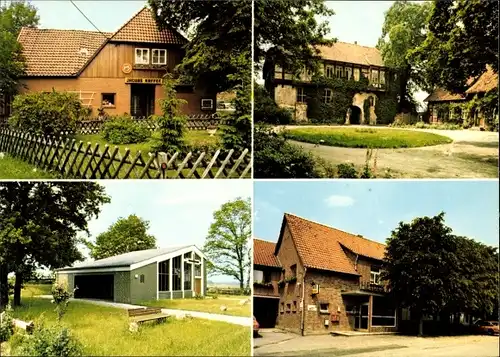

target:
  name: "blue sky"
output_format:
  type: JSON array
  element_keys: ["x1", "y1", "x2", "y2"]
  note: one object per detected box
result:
[
  {"x1": 76, "y1": 181, "x2": 251, "y2": 283},
  {"x1": 254, "y1": 180, "x2": 499, "y2": 248}
]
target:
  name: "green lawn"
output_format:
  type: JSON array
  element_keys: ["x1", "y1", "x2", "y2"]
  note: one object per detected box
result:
[
  {"x1": 285, "y1": 127, "x2": 453, "y2": 148},
  {"x1": 0, "y1": 155, "x2": 56, "y2": 179},
  {"x1": 21, "y1": 284, "x2": 52, "y2": 297},
  {"x1": 140, "y1": 296, "x2": 251, "y2": 317},
  {"x1": 76, "y1": 130, "x2": 220, "y2": 156},
  {"x1": 7, "y1": 297, "x2": 250, "y2": 356}
]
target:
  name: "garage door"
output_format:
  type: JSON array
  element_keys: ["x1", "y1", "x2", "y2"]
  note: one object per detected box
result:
[
  {"x1": 74, "y1": 274, "x2": 114, "y2": 301},
  {"x1": 254, "y1": 297, "x2": 279, "y2": 328}
]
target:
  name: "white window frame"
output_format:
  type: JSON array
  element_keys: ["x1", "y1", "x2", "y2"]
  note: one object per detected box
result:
[
  {"x1": 201, "y1": 99, "x2": 213, "y2": 110},
  {"x1": 152, "y1": 49, "x2": 167, "y2": 65},
  {"x1": 297, "y1": 87, "x2": 306, "y2": 103},
  {"x1": 135, "y1": 48, "x2": 150, "y2": 64},
  {"x1": 354, "y1": 68, "x2": 360, "y2": 81},
  {"x1": 370, "y1": 270, "x2": 381, "y2": 285},
  {"x1": 319, "y1": 302, "x2": 329, "y2": 314},
  {"x1": 325, "y1": 65, "x2": 334, "y2": 78},
  {"x1": 323, "y1": 89, "x2": 332, "y2": 104},
  {"x1": 335, "y1": 65, "x2": 344, "y2": 78},
  {"x1": 345, "y1": 67, "x2": 353, "y2": 80},
  {"x1": 379, "y1": 70, "x2": 386, "y2": 86}
]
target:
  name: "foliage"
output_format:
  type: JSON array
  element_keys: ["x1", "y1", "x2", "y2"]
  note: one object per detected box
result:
[
  {"x1": 101, "y1": 116, "x2": 149, "y2": 145},
  {"x1": 411, "y1": 0, "x2": 498, "y2": 93},
  {"x1": 193, "y1": 294, "x2": 204, "y2": 300},
  {"x1": 14, "y1": 323, "x2": 84, "y2": 357},
  {"x1": 284, "y1": 127, "x2": 452, "y2": 148},
  {"x1": 377, "y1": 0, "x2": 432, "y2": 109},
  {"x1": 375, "y1": 95, "x2": 400, "y2": 125},
  {"x1": 220, "y1": 52, "x2": 251, "y2": 150},
  {"x1": 253, "y1": 281, "x2": 273, "y2": 288},
  {"x1": 150, "y1": 73, "x2": 187, "y2": 153},
  {"x1": 253, "y1": 85, "x2": 292, "y2": 125},
  {"x1": 0, "y1": 182, "x2": 109, "y2": 307},
  {"x1": 363, "y1": 99, "x2": 370, "y2": 123},
  {"x1": 253, "y1": 125, "x2": 321, "y2": 178},
  {"x1": 0, "y1": 304, "x2": 14, "y2": 342},
  {"x1": 84, "y1": 215, "x2": 156, "y2": 260},
  {"x1": 51, "y1": 283, "x2": 76, "y2": 322},
  {"x1": 257, "y1": 0, "x2": 335, "y2": 89},
  {"x1": 0, "y1": 0, "x2": 39, "y2": 36},
  {"x1": 9, "y1": 91, "x2": 86, "y2": 136},
  {"x1": 336, "y1": 163, "x2": 358, "y2": 178},
  {"x1": 203, "y1": 198, "x2": 251, "y2": 289},
  {"x1": 390, "y1": 122, "x2": 462, "y2": 130}
]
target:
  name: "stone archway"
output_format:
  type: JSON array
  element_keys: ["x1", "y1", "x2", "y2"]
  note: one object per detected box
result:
[{"x1": 346, "y1": 92, "x2": 379, "y2": 125}]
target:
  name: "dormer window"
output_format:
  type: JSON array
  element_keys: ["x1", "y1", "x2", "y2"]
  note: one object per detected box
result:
[
  {"x1": 135, "y1": 48, "x2": 149, "y2": 64},
  {"x1": 152, "y1": 49, "x2": 167, "y2": 65}
]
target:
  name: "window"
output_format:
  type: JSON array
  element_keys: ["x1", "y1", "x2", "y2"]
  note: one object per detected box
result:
[
  {"x1": 101, "y1": 93, "x2": 115, "y2": 107},
  {"x1": 201, "y1": 99, "x2": 213, "y2": 110},
  {"x1": 371, "y1": 69, "x2": 379, "y2": 86},
  {"x1": 139, "y1": 274, "x2": 145, "y2": 283},
  {"x1": 173, "y1": 255, "x2": 181, "y2": 290},
  {"x1": 280, "y1": 303, "x2": 285, "y2": 313},
  {"x1": 370, "y1": 266, "x2": 381, "y2": 285},
  {"x1": 379, "y1": 70, "x2": 386, "y2": 86},
  {"x1": 323, "y1": 89, "x2": 332, "y2": 103},
  {"x1": 335, "y1": 65, "x2": 344, "y2": 78},
  {"x1": 135, "y1": 48, "x2": 149, "y2": 64},
  {"x1": 354, "y1": 68, "x2": 360, "y2": 81},
  {"x1": 152, "y1": 49, "x2": 167, "y2": 65},
  {"x1": 290, "y1": 264, "x2": 297, "y2": 278},
  {"x1": 296, "y1": 87, "x2": 306, "y2": 103},
  {"x1": 286, "y1": 303, "x2": 291, "y2": 313},
  {"x1": 325, "y1": 65, "x2": 334, "y2": 78},
  {"x1": 345, "y1": 67, "x2": 352, "y2": 80},
  {"x1": 254, "y1": 270, "x2": 264, "y2": 282},
  {"x1": 194, "y1": 253, "x2": 202, "y2": 277},
  {"x1": 362, "y1": 68, "x2": 369, "y2": 80},
  {"x1": 184, "y1": 259, "x2": 192, "y2": 290},
  {"x1": 263, "y1": 271, "x2": 272, "y2": 283},
  {"x1": 158, "y1": 259, "x2": 170, "y2": 291},
  {"x1": 372, "y1": 296, "x2": 396, "y2": 326},
  {"x1": 319, "y1": 302, "x2": 329, "y2": 314},
  {"x1": 292, "y1": 301, "x2": 297, "y2": 313}
]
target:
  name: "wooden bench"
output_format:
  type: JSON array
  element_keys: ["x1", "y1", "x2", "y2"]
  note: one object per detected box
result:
[{"x1": 128, "y1": 308, "x2": 170, "y2": 331}]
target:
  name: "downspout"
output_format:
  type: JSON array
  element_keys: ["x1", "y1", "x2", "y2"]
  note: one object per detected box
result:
[
  {"x1": 354, "y1": 254, "x2": 359, "y2": 272},
  {"x1": 301, "y1": 267, "x2": 307, "y2": 336}
]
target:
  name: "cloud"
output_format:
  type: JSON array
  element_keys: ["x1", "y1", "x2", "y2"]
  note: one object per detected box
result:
[{"x1": 324, "y1": 195, "x2": 355, "y2": 207}]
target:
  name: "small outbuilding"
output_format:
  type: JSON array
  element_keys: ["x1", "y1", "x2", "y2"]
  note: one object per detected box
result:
[{"x1": 56, "y1": 245, "x2": 207, "y2": 304}]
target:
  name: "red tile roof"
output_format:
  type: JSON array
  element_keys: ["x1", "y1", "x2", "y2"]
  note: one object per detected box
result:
[
  {"x1": 466, "y1": 65, "x2": 498, "y2": 94},
  {"x1": 253, "y1": 238, "x2": 281, "y2": 268},
  {"x1": 317, "y1": 41, "x2": 385, "y2": 67},
  {"x1": 17, "y1": 28, "x2": 110, "y2": 76},
  {"x1": 282, "y1": 213, "x2": 386, "y2": 275},
  {"x1": 423, "y1": 87, "x2": 465, "y2": 102},
  {"x1": 110, "y1": 7, "x2": 187, "y2": 45}
]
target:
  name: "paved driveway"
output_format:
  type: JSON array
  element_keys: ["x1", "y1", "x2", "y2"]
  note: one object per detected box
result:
[
  {"x1": 254, "y1": 330, "x2": 499, "y2": 357},
  {"x1": 279, "y1": 126, "x2": 498, "y2": 178}
]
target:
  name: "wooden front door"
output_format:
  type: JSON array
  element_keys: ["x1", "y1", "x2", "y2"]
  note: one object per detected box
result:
[{"x1": 195, "y1": 278, "x2": 202, "y2": 295}]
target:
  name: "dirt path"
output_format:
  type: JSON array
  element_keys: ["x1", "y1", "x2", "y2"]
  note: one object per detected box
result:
[{"x1": 282, "y1": 126, "x2": 498, "y2": 178}]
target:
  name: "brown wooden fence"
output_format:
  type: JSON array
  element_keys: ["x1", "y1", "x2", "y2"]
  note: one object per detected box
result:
[{"x1": 0, "y1": 129, "x2": 251, "y2": 179}]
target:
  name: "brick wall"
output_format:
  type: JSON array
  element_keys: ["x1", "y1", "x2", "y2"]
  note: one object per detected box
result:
[{"x1": 253, "y1": 266, "x2": 281, "y2": 297}]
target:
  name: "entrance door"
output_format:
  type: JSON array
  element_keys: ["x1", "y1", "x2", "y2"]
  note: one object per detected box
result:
[
  {"x1": 355, "y1": 303, "x2": 369, "y2": 330},
  {"x1": 194, "y1": 278, "x2": 202, "y2": 295},
  {"x1": 130, "y1": 84, "x2": 155, "y2": 117}
]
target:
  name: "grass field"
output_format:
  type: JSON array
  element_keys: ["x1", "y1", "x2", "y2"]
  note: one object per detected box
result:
[
  {"x1": 0, "y1": 155, "x2": 56, "y2": 179},
  {"x1": 285, "y1": 127, "x2": 453, "y2": 148},
  {"x1": 7, "y1": 297, "x2": 250, "y2": 356},
  {"x1": 20, "y1": 284, "x2": 52, "y2": 297},
  {"x1": 141, "y1": 295, "x2": 251, "y2": 317}
]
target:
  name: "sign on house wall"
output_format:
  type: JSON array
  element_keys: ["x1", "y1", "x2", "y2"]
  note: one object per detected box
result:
[
  {"x1": 307, "y1": 305, "x2": 317, "y2": 311},
  {"x1": 125, "y1": 78, "x2": 163, "y2": 84}
]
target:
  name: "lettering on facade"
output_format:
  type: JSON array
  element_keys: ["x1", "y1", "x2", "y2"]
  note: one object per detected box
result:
[{"x1": 125, "y1": 78, "x2": 163, "y2": 84}]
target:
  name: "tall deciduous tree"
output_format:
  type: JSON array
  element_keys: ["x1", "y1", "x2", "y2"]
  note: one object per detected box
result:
[
  {"x1": 382, "y1": 213, "x2": 459, "y2": 336},
  {"x1": 0, "y1": 182, "x2": 109, "y2": 307},
  {"x1": 84, "y1": 215, "x2": 157, "y2": 260},
  {"x1": 0, "y1": 0, "x2": 39, "y2": 36},
  {"x1": 203, "y1": 197, "x2": 251, "y2": 289},
  {"x1": 411, "y1": 0, "x2": 498, "y2": 93},
  {"x1": 376, "y1": 0, "x2": 432, "y2": 111}
]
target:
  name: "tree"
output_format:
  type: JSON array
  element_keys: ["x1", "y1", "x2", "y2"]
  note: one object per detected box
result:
[
  {"x1": 150, "y1": 73, "x2": 187, "y2": 153},
  {"x1": 0, "y1": 182, "x2": 109, "y2": 307},
  {"x1": 0, "y1": 1, "x2": 39, "y2": 98},
  {"x1": 256, "y1": 0, "x2": 335, "y2": 91},
  {"x1": 84, "y1": 215, "x2": 156, "y2": 260},
  {"x1": 376, "y1": 0, "x2": 432, "y2": 111},
  {"x1": 203, "y1": 198, "x2": 251, "y2": 289},
  {"x1": 382, "y1": 213, "x2": 459, "y2": 336},
  {"x1": 411, "y1": 0, "x2": 498, "y2": 93}
]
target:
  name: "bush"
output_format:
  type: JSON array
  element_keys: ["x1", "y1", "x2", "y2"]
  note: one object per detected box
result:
[
  {"x1": 51, "y1": 283, "x2": 76, "y2": 322},
  {"x1": 336, "y1": 163, "x2": 358, "y2": 178},
  {"x1": 101, "y1": 116, "x2": 149, "y2": 144},
  {"x1": 254, "y1": 125, "x2": 321, "y2": 178},
  {"x1": 9, "y1": 91, "x2": 86, "y2": 136},
  {"x1": 0, "y1": 304, "x2": 14, "y2": 342},
  {"x1": 14, "y1": 324, "x2": 84, "y2": 357},
  {"x1": 254, "y1": 85, "x2": 292, "y2": 125}
]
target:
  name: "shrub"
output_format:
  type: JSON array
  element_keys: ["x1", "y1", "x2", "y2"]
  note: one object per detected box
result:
[
  {"x1": 14, "y1": 324, "x2": 84, "y2": 357},
  {"x1": 254, "y1": 125, "x2": 321, "y2": 178},
  {"x1": 9, "y1": 91, "x2": 86, "y2": 136},
  {"x1": 101, "y1": 116, "x2": 149, "y2": 144},
  {"x1": 336, "y1": 163, "x2": 358, "y2": 178},
  {"x1": 254, "y1": 85, "x2": 292, "y2": 125},
  {"x1": 0, "y1": 304, "x2": 14, "y2": 342},
  {"x1": 194, "y1": 294, "x2": 205, "y2": 300},
  {"x1": 51, "y1": 283, "x2": 76, "y2": 322}
]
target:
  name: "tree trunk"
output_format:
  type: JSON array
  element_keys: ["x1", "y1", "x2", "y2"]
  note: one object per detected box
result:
[
  {"x1": 13, "y1": 270, "x2": 23, "y2": 306},
  {"x1": 0, "y1": 266, "x2": 9, "y2": 309},
  {"x1": 418, "y1": 316, "x2": 424, "y2": 337}
]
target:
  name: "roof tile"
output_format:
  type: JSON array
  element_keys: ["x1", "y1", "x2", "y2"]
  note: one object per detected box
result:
[
  {"x1": 466, "y1": 65, "x2": 498, "y2": 94},
  {"x1": 253, "y1": 238, "x2": 281, "y2": 268},
  {"x1": 317, "y1": 41, "x2": 385, "y2": 67}
]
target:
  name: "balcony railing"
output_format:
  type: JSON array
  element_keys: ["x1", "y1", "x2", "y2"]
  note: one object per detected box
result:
[{"x1": 359, "y1": 280, "x2": 388, "y2": 294}]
